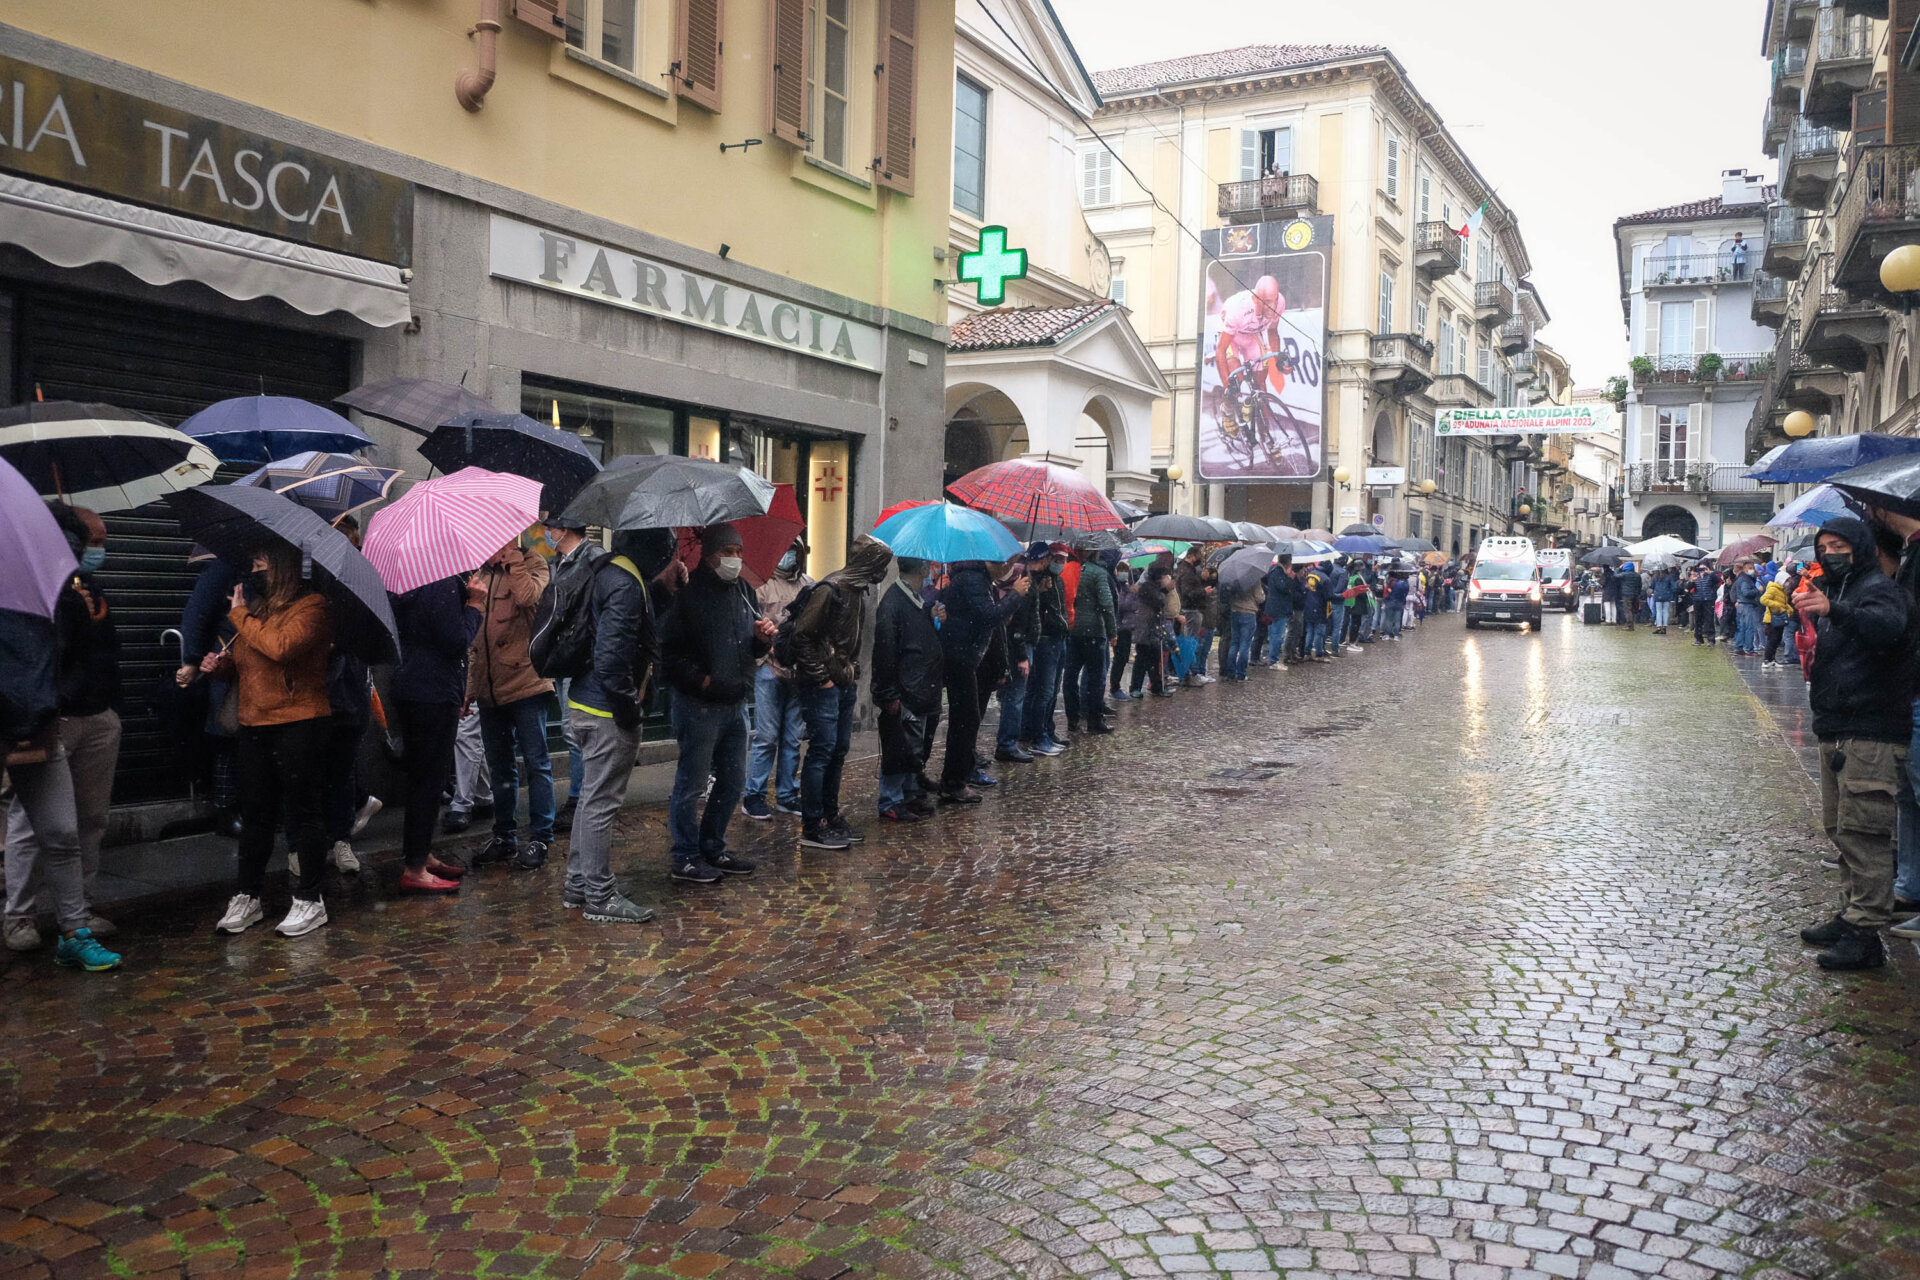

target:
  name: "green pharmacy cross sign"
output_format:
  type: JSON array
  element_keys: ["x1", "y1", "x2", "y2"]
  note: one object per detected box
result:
[{"x1": 958, "y1": 226, "x2": 1029, "y2": 306}]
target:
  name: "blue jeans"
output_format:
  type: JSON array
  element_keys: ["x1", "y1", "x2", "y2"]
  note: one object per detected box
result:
[
  {"x1": 668, "y1": 696, "x2": 748, "y2": 865},
  {"x1": 996, "y1": 643, "x2": 1031, "y2": 753},
  {"x1": 1380, "y1": 604, "x2": 1404, "y2": 638},
  {"x1": 1023, "y1": 636, "x2": 1066, "y2": 745},
  {"x1": 1735, "y1": 602, "x2": 1761, "y2": 651},
  {"x1": 1652, "y1": 600, "x2": 1672, "y2": 627},
  {"x1": 552, "y1": 676, "x2": 584, "y2": 802},
  {"x1": 1265, "y1": 614, "x2": 1290, "y2": 663},
  {"x1": 1898, "y1": 700, "x2": 1920, "y2": 905},
  {"x1": 1193, "y1": 627, "x2": 1213, "y2": 675},
  {"x1": 799, "y1": 683, "x2": 856, "y2": 822},
  {"x1": 1226, "y1": 613, "x2": 1257, "y2": 679},
  {"x1": 1305, "y1": 616, "x2": 1326, "y2": 658},
  {"x1": 745, "y1": 665, "x2": 805, "y2": 807},
  {"x1": 480, "y1": 695, "x2": 555, "y2": 842}
]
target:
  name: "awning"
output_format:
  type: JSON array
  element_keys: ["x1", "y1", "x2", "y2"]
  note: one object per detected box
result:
[{"x1": 0, "y1": 173, "x2": 411, "y2": 328}]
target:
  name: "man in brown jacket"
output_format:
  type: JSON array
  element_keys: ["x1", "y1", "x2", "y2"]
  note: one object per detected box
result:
[{"x1": 465, "y1": 542, "x2": 556, "y2": 870}]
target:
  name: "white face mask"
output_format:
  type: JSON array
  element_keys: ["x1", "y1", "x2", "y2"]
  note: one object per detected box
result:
[{"x1": 715, "y1": 555, "x2": 744, "y2": 582}]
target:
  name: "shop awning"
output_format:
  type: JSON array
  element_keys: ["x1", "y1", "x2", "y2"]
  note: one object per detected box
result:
[{"x1": 0, "y1": 174, "x2": 411, "y2": 328}]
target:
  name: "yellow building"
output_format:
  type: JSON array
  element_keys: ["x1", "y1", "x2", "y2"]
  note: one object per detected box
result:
[
  {"x1": 0, "y1": 0, "x2": 955, "y2": 810},
  {"x1": 1079, "y1": 44, "x2": 1552, "y2": 552}
]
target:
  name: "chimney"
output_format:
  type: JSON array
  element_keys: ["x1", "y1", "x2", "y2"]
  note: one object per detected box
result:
[{"x1": 1721, "y1": 168, "x2": 1763, "y2": 207}]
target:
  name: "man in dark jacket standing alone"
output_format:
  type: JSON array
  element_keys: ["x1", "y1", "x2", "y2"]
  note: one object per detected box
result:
[
  {"x1": 872, "y1": 557, "x2": 945, "y2": 822},
  {"x1": 939, "y1": 555, "x2": 1029, "y2": 803},
  {"x1": 1795, "y1": 516, "x2": 1913, "y2": 970},
  {"x1": 1691, "y1": 567, "x2": 1721, "y2": 645},
  {"x1": 1614, "y1": 561, "x2": 1643, "y2": 632},
  {"x1": 791, "y1": 535, "x2": 895, "y2": 849},
  {"x1": 659, "y1": 524, "x2": 776, "y2": 883}
]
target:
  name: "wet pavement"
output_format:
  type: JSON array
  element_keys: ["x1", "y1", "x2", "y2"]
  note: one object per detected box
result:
[{"x1": 4, "y1": 612, "x2": 1920, "y2": 1280}]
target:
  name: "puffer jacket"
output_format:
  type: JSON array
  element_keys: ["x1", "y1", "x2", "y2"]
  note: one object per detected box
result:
[
  {"x1": 1809, "y1": 517, "x2": 1915, "y2": 743},
  {"x1": 1069, "y1": 559, "x2": 1117, "y2": 639},
  {"x1": 790, "y1": 535, "x2": 894, "y2": 688},
  {"x1": 1760, "y1": 578, "x2": 1791, "y2": 624},
  {"x1": 466, "y1": 549, "x2": 553, "y2": 707}
]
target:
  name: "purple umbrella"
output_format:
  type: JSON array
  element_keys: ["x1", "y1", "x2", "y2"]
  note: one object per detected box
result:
[{"x1": 0, "y1": 456, "x2": 78, "y2": 619}]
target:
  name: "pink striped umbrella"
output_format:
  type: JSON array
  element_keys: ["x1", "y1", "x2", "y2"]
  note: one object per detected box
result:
[{"x1": 363, "y1": 466, "x2": 543, "y2": 594}]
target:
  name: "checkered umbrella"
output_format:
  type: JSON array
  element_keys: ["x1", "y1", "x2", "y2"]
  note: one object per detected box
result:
[
  {"x1": 946, "y1": 459, "x2": 1125, "y2": 532},
  {"x1": 336, "y1": 378, "x2": 496, "y2": 436}
]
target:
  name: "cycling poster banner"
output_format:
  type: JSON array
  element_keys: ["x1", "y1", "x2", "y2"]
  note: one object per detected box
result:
[
  {"x1": 1437, "y1": 405, "x2": 1618, "y2": 435},
  {"x1": 1197, "y1": 216, "x2": 1333, "y2": 483}
]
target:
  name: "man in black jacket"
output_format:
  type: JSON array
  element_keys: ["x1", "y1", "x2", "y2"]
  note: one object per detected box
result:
[
  {"x1": 872, "y1": 558, "x2": 945, "y2": 823},
  {"x1": 658, "y1": 524, "x2": 775, "y2": 883},
  {"x1": 939, "y1": 557, "x2": 1029, "y2": 802},
  {"x1": 791, "y1": 535, "x2": 895, "y2": 849},
  {"x1": 541, "y1": 515, "x2": 606, "y2": 832},
  {"x1": 1796, "y1": 516, "x2": 1914, "y2": 970}
]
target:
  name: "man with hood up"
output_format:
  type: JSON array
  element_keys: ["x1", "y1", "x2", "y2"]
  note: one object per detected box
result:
[
  {"x1": 1795, "y1": 515, "x2": 1915, "y2": 970},
  {"x1": 790, "y1": 535, "x2": 894, "y2": 850},
  {"x1": 742, "y1": 537, "x2": 811, "y2": 821}
]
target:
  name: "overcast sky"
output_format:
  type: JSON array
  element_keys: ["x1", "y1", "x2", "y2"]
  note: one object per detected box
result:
[{"x1": 1050, "y1": 0, "x2": 1772, "y2": 389}]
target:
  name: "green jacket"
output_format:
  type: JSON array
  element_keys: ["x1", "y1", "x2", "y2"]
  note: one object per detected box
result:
[{"x1": 1069, "y1": 560, "x2": 1118, "y2": 639}]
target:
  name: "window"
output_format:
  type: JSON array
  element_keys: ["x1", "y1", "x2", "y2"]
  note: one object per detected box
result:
[
  {"x1": 1414, "y1": 297, "x2": 1429, "y2": 338},
  {"x1": 565, "y1": 0, "x2": 640, "y2": 71},
  {"x1": 1408, "y1": 512, "x2": 1422, "y2": 538},
  {"x1": 1456, "y1": 330, "x2": 1469, "y2": 382},
  {"x1": 1080, "y1": 148, "x2": 1114, "y2": 208},
  {"x1": 1240, "y1": 126, "x2": 1294, "y2": 178},
  {"x1": 1377, "y1": 270, "x2": 1395, "y2": 335},
  {"x1": 1477, "y1": 238, "x2": 1492, "y2": 283},
  {"x1": 1437, "y1": 316, "x2": 1456, "y2": 374},
  {"x1": 1108, "y1": 278, "x2": 1128, "y2": 306},
  {"x1": 1477, "y1": 347, "x2": 1492, "y2": 388},
  {"x1": 1418, "y1": 172, "x2": 1432, "y2": 222},
  {"x1": 1657, "y1": 300, "x2": 1705, "y2": 357},
  {"x1": 812, "y1": 0, "x2": 852, "y2": 169},
  {"x1": 953, "y1": 75, "x2": 987, "y2": 218},
  {"x1": 1384, "y1": 135, "x2": 1401, "y2": 201}
]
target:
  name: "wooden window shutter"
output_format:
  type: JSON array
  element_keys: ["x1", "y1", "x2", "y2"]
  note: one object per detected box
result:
[
  {"x1": 514, "y1": 0, "x2": 567, "y2": 37},
  {"x1": 676, "y1": 0, "x2": 724, "y2": 111},
  {"x1": 1692, "y1": 298, "x2": 1710, "y2": 356},
  {"x1": 766, "y1": 0, "x2": 810, "y2": 146},
  {"x1": 1642, "y1": 301, "x2": 1660, "y2": 357},
  {"x1": 1240, "y1": 129, "x2": 1259, "y2": 181},
  {"x1": 1892, "y1": 0, "x2": 1920, "y2": 143},
  {"x1": 874, "y1": 0, "x2": 919, "y2": 193}
]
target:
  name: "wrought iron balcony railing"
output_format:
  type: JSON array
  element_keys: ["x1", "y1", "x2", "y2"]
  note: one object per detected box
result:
[
  {"x1": 1216, "y1": 174, "x2": 1320, "y2": 221},
  {"x1": 1643, "y1": 250, "x2": 1750, "y2": 285},
  {"x1": 1631, "y1": 352, "x2": 1774, "y2": 387}
]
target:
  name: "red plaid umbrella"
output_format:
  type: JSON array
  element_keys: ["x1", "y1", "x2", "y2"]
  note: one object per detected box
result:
[
  {"x1": 947, "y1": 459, "x2": 1125, "y2": 532},
  {"x1": 675, "y1": 482, "x2": 806, "y2": 587}
]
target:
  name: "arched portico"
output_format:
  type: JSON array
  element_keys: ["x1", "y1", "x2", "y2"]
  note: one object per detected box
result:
[{"x1": 1640, "y1": 504, "x2": 1699, "y2": 544}]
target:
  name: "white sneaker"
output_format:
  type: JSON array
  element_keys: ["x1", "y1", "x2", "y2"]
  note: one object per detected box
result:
[
  {"x1": 85, "y1": 913, "x2": 117, "y2": 938},
  {"x1": 276, "y1": 899, "x2": 329, "y2": 938},
  {"x1": 329, "y1": 840, "x2": 361, "y2": 874},
  {"x1": 216, "y1": 894, "x2": 264, "y2": 935},
  {"x1": 1275, "y1": 663, "x2": 1290, "y2": 671},
  {"x1": 3, "y1": 918, "x2": 42, "y2": 952},
  {"x1": 350, "y1": 796, "x2": 383, "y2": 837}
]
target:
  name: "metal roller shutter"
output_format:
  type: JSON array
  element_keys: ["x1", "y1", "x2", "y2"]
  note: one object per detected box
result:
[{"x1": 9, "y1": 283, "x2": 353, "y2": 808}]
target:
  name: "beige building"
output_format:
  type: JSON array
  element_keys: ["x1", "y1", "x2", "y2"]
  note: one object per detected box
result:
[
  {"x1": 1753, "y1": 0, "x2": 1920, "y2": 462},
  {"x1": 1077, "y1": 43, "x2": 1553, "y2": 554}
]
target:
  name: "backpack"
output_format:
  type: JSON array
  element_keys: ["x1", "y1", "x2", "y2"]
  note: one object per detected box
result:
[
  {"x1": 530, "y1": 546, "x2": 608, "y2": 679},
  {"x1": 771, "y1": 581, "x2": 826, "y2": 672}
]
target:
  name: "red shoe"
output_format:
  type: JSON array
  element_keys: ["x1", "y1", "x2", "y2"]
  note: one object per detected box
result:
[
  {"x1": 399, "y1": 868, "x2": 460, "y2": 893},
  {"x1": 426, "y1": 855, "x2": 468, "y2": 879}
]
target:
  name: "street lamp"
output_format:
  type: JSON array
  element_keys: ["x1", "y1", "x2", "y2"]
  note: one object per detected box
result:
[
  {"x1": 1783, "y1": 410, "x2": 1816, "y2": 438},
  {"x1": 1882, "y1": 244, "x2": 1920, "y2": 295},
  {"x1": 1166, "y1": 465, "x2": 1185, "y2": 481},
  {"x1": 1333, "y1": 466, "x2": 1352, "y2": 489},
  {"x1": 1419, "y1": 478, "x2": 1436, "y2": 494}
]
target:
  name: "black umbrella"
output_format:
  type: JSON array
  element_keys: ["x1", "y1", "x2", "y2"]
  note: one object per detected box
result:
[
  {"x1": 336, "y1": 378, "x2": 497, "y2": 437},
  {"x1": 1134, "y1": 513, "x2": 1230, "y2": 542},
  {"x1": 1828, "y1": 454, "x2": 1920, "y2": 519},
  {"x1": 560, "y1": 454, "x2": 775, "y2": 530},
  {"x1": 1581, "y1": 546, "x2": 1629, "y2": 566},
  {"x1": 1339, "y1": 522, "x2": 1381, "y2": 537},
  {"x1": 422, "y1": 412, "x2": 602, "y2": 513},
  {"x1": 1111, "y1": 499, "x2": 1150, "y2": 525},
  {"x1": 166, "y1": 484, "x2": 400, "y2": 664},
  {"x1": 1393, "y1": 537, "x2": 1439, "y2": 552},
  {"x1": 998, "y1": 518, "x2": 1125, "y2": 551}
]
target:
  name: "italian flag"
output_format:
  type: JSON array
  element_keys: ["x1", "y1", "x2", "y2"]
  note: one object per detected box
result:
[{"x1": 1458, "y1": 201, "x2": 1487, "y2": 240}]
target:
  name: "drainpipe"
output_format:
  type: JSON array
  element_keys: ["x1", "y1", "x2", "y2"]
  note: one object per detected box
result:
[{"x1": 456, "y1": 0, "x2": 503, "y2": 113}]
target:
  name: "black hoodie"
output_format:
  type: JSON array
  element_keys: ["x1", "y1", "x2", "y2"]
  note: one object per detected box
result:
[{"x1": 1809, "y1": 515, "x2": 1914, "y2": 743}]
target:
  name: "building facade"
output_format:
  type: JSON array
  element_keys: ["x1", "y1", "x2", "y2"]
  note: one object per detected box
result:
[
  {"x1": 940, "y1": 0, "x2": 1166, "y2": 506},
  {"x1": 1613, "y1": 171, "x2": 1779, "y2": 548},
  {"x1": 1075, "y1": 43, "x2": 1553, "y2": 552},
  {"x1": 1753, "y1": 1, "x2": 1920, "y2": 470},
  {"x1": 0, "y1": 0, "x2": 956, "y2": 816}
]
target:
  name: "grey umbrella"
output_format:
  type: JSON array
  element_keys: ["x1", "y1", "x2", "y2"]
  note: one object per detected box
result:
[
  {"x1": 1218, "y1": 545, "x2": 1276, "y2": 593},
  {"x1": 1233, "y1": 521, "x2": 1275, "y2": 544},
  {"x1": 1581, "y1": 546, "x2": 1629, "y2": 566},
  {"x1": 560, "y1": 454, "x2": 775, "y2": 529},
  {"x1": 337, "y1": 378, "x2": 496, "y2": 437},
  {"x1": 1133, "y1": 513, "x2": 1226, "y2": 542}
]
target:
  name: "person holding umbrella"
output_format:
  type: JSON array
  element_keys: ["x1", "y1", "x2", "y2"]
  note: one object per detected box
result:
[
  {"x1": 465, "y1": 540, "x2": 556, "y2": 872},
  {"x1": 1062, "y1": 545, "x2": 1117, "y2": 734},
  {"x1": 872, "y1": 557, "x2": 946, "y2": 823},
  {"x1": 205, "y1": 543, "x2": 336, "y2": 939},
  {"x1": 790, "y1": 535, "x2": 895, "y2": 842},
  {"x1": 386, "y1": 570, "x2": 484, "y2": 894}
]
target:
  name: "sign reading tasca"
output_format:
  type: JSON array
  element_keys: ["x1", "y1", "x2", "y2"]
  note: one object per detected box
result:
[{"x1": 1437, "y1": 405, "x2": 1616, "y2": 436}]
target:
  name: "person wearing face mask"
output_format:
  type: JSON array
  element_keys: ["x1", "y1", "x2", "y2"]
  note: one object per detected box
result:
[
  {"x1": 4, "y1": 504, "x2": 123, "y2": 957},
  {"x1": 537, "y1": 515, "x2": 606, "y2": 835},
  {"x1": 464, "y1": 539, "x2": 555, "y2": 872},
  {"x1": 790, "y1": 535, "x2": 896, "y2": 844},
  {"x1": 658, "y1": 524, "x2": 776, "y2": 882},
  {"x1": 1794, "y1": 516, "x2": 1916, "y2": 971},
  {"x1": 741, "y1": 538, "x2": 812, "y2": 821}
]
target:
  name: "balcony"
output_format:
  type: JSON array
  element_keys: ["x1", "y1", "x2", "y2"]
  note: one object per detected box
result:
[
  {"x1": 1428, "y1": 373, "x2": 1493, "y2": 409},
  {"x1": 1626, "y1": 462, "x2": 1763, "y2": 496},
  {"x1": 1803, "y1": 14, "x2": 1875, "y2": 130},
  {"x1": 1414, "y1": 222, "x2": 1463, "y2": 280},
  {"x1": 1643, "y1": 249, "x2": 1746, "y2": 287},
  {"x1": 1786, "y1": 0, "x2": 1819, "y2": 38},
  {"x1": 1763, "y1": 98, "x2": 1790, "y2": 159},
  {"x1": 1217, "y1": 173, "x2": 1320, "y2": 223},
  {"x1": 1796, "y1": 254, "x2": 1885, "y2": 372},
  {"x1": 1752, "y1": 271, "x2": 1789, "y2": 327},
  {"x1": 1475, "y1": 279, "x2": 1514, "y2": 326},
  {"x1": 1782, "y1": 119, "x2": 1841, "y2": 209},
  {"x1": 1631, "y1": 352, "x2": 1774, "y2": 390},
  {"x1": 1513, "y1": 348, "x2": 1538, "y2": 383},
  {"x1": 1497, "y1": 314, "x2": 1531, "y2": 356},
  {"x1": 1763, "y1": 203, "x2": 1809, "y2": 276},
  {"x1": 1833, "y1": 143, "x2": 1920, "y2": 302},
  {"x1": 1771, "y1": 43, "x2": 1809, "y2": 108},
  {"x1": 1368, "y1": 333, "x2": 1435, "y2": 400},
  {"x1": 1836, "y1": 0, "x2": 1888, "y2": 16},
  {"x1": 1776, "y1": 320, "x2": 1849, "y2": 413}
]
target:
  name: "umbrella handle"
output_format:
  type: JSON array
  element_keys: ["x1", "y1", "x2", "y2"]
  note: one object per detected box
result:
[{"x1": 159, "y1": 627, "x2": 184, "y2": 665}]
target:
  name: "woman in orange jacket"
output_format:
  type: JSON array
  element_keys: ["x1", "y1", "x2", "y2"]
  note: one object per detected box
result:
[{"x1": 201, "y1": 543, "x2": 335, "y2": 939}]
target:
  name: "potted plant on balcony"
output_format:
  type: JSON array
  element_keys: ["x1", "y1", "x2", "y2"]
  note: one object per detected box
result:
[
  {"x1": 1630, "y1": 356, "x2": 1654, "y2": 387},
  {"x1": 1695, "y1": 353, "x2": 1725, "y2": 383}
]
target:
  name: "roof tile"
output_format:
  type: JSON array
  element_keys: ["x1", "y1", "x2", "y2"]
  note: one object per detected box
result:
[
  {"x1": 1091, "y1": 44, "x2": 1385, "y2": 96},
  {"x1": 1616, "y1": 186, "x2": 1778, "y2": 226},
  {"x1": 948, "y1": 301, "x2": 1118, "y2": 353}
]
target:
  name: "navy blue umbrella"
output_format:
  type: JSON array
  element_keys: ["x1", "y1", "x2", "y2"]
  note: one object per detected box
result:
[
  {"x1": 166, "y1": 484, "x2": 400, "y2": 664},
  {"x1": 1743, "y1": 433, "x2": 1920, "y2": 485},
  {"x1": 422, "y1": 412, "x2": 601, "y2": 513},
  {"x1": 177, "y1": 395, "x2": 373, "y2": 464},
  {"x1": 1333, "y1": 534, "x2": 1393, "y2": 554}
]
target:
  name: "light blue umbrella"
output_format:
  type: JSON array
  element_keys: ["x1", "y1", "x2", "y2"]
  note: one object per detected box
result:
[
  {"x1": 1766, "y1": 483, "x2": 1856, "y2": 529},
  {"x1": 872, "y1": 501, "x2": 1023, "y2": 563}
]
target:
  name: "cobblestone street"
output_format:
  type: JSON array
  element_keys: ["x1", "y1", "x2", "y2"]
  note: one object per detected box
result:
[{"x1": 5, "y1": 614, "x2": 1920, "y2": 1280}]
